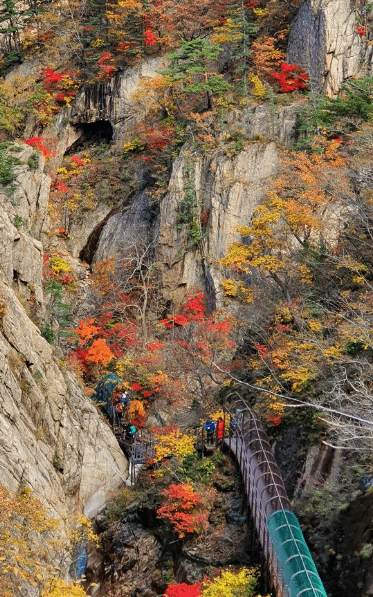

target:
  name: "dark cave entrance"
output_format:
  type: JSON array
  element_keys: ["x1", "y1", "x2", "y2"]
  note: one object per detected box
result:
[{"x1": 67, "y1": 120, "x2": 114, "y2": 153}]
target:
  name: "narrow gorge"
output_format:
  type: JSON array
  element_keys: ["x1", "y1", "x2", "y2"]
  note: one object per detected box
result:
[{"x1": 1, "y1": 0, "x2": 373, "y2": 595}]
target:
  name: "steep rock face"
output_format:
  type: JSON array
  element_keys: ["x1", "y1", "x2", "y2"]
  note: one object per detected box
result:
[
  {"x1": 86, "y1": 104, "x2": 300, "y2": 291},
  {"x1": 5, "y1": 144, "x2": 51, "y2": 238},
  {"x1": 92, "y1": 189, "x2": 155, "y2": 264},
  {"x1": 157, "y1": 142, "x2": 278, "y2": 305},
  {"x1": 0, "y1": 147, "x2": 128, "y2": 521},
  {"x1": 0, "y1": 280, "x2": 128, "y2": 519},
  {"x1": 287, "y1": 0, "x2": 362, "y2": 96},
  {"x1": 0, "y1": 200, "x2": 44, "y2": 304},
  {"x1": 232, "y1": 103, "x2": 300, "y2": 147}
]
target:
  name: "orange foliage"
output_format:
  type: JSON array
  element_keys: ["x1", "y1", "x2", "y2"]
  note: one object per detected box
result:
[
  {"x1": 75, "y1": 318, "x2": 100, "y2": 345},
  {"x1": 128, "y1": 399, "x2": 146, "y2": 427},
  {"x1": 157, "y1": 483, "x2": 209, "y2": 537},
  {"x1": 251, "y1": 37, "x2": 285, "y2": 78},
  {"x1": 85, "y1": 338, "x2": 114, "y2": 365}
]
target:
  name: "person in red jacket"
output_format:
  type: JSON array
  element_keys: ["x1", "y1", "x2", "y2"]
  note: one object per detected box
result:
[{"x1": 216, "y1": 417, "x2": 225, "y2": 442}]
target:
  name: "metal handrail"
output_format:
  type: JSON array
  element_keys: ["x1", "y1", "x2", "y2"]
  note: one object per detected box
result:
[{"x1": 222, "y1": 392, "x2": 327, "y2": 597}]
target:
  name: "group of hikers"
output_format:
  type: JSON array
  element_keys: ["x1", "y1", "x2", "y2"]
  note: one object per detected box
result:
[
  {"x1": 109, "y1": 378, "x2": 238, "y2": 450},
  {"x1": 112, "y1": 388, "x2": 137, "y2": 443},
  {"x1": 204, "y1": 411, "x2": 241, "y2": 444},
  {"x1": 204, "y1": 416, "x2": 225, "y2": 444}
]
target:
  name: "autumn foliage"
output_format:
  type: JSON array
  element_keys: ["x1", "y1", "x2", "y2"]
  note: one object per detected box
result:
[
  {"x1": 157, "y1": 483, "x2": 210, "y2": 537},
  {"x1": 165, "y1": 584, "x2": 202, "y2": 597},
  {"x1": 164, "y1": 567, "x2": 263, "y2": 597},
  {"x1": 128, "y1": 399, "x2": 146, "y2": 428},
  {"x1": 0, "y1": 485, "x2": 89, "y2": 597},
  {"x1": 270, "y1": 62, "x2": 309, "y2": 92},
  {"x1": 24, "y1": 136, "x2": 52, "y2": 158},
  {"x1": 152, "y1": 426, "x2": 195, "y2": 462}
]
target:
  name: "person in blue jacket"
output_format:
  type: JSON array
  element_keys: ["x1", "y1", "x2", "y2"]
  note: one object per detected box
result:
[
  {"x1": 205, "y1": 417, "x2": 215, "y2": 443},
  {"x1": 120, "y1": 391, "x2": 130, "y2": 406}
]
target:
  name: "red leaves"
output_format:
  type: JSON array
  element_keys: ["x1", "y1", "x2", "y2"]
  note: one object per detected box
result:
[
  {"x1": 266, "y1": 415, "x2": 282, "y2": 426},
  {"x1": 61, "y1": 274, "x2": 73, "y2": 284},
  {"x1": 254, "y1": 343, "x2": 269, "y2": 356},
  {"x1": 42, "y1": 68, "x2": 78, "y2": 103},
  {"x1": 165, "y1": 583, "x2": 202, "y2": 597},
  {"x1": 356, "y1": 25, "x2": 366, "y2": 36},
  {"x1": 157, "y1": 484, "x2": 208, "y2": 537},
  {"x1": 99, "y1": 64, "x2": 116, "y2": 78},
  {"x1": 144, "y1": 29, "x2": 157, "y2": 46},
  {"x1": 183, "y1": 291, "x2": 205, "y2": 321},
  {"x1": 208, "y1": 320, "x2": 231, "y2": 334},
  {"x1": 97, "y1": 51, "x2": 112, "y2": 64},
  {"x1": 54, "y1": 91, "x2": 67, "y2": 103},
  {"x1": 160, "y1": 314, "x2": 189, "y2": 328},
  {"x1": 270, "y1": 62, "x2": 309, "y2": 92},
  {"x1": 142, "y1": 125, "x2": 175, "y2": 152},
  {"x1": 142, "y1": 390, "x2": 153, "y2": 397},
  {"x1": 43, "y1": 68, "x2": 64, "y2": 88},
  {"x1": 24, "y1": 137, "x2": 52, "y2": 158},
  {"x1": 70, "y1": 155, "x2": 85, "y2": 166},
  {"x1": 131, "y1": 382, "x2": 142, "y2": 391},
  {"x1": 146, "y1": 342, "x2": 165, "y2": 350},
  {"x1": 53, "y1": 179, "x2": 69, "y2": 192}
]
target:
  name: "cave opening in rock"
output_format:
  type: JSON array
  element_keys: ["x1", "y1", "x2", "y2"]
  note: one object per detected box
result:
[{"x1": 67, "y1": 120, "x2": 114, "y2": 153}]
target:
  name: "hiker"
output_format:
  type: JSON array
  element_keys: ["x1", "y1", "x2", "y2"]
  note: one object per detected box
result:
[
  {"x1": 117, "y1": 401, "x2": 124, "y2": 425},
  {"x1": 120, "y1": 391, "x2": 129, "y2": 405},
  {"x1": 216, "y1": 417, "x2": 225, "y2": 441},
  {"x1": 112, "y1": 403, "x2": 120, "y2": 426},
  {"x1": 124, "y1": 423, "x2": 137, "y2": 444},
  {"x1": 229, "y1": 417, "x2": 237, "y2": 437},
  {"x1": 205, "y1": 417, "x2": 215, "y2": 443}
]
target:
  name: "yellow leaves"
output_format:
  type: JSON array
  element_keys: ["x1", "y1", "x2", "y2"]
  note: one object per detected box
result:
[
  {"x1": 153, "y1": 427, "x2": 195, "y2": 462},
  {"x1": 298, "y1": 264, "x2": 313, "y2": 284},
  {"x1": 201, "y1": 567, "x2": 259, "y2": 597},
  {"x1": 323, "y1": 345, "x2": 343, "y2": 357},
  {"x1": 218, "y1": 242, "x2": 251, "y2": 270},
  {"x1": 274, "y1": 306, "x2": 292, "y2": 325},
  {"x1": 0, "y1": 485, "x2": 64, "y2": 597},
  {"x1": 253, "y1": 7, "x2": 269, "y2": 16},
  {"x1": 220, "y1": 279, "x2": 238, "y2": 296},
  {"x1": 237, "y1": 225, "x2": 251, "y2": 237},
  {"x1": 70, "y1": 515, "x2": 100, "y2": 549},
  {"x1": 50, "y1": 254, "x2": 70, "y2": 275},
  {"x1": 210, "y1": 18, "x2": 242, "y2": 45},
  {"x1": 41, "y1": 578, "x2": 87, "y2": 597},
  {"x1": 249, "y1": 74, "x2": 267, "y2": 98},
  {"x1": 122, "y1": 135, "x2": 145, "y2": 154},
  {"x1": 280, "y1": 366, "x2": 315, "y2": 392},
  {"x1": 116, "y1": 0, "x2": 142, "y2": 9},
  {"x1": 220, "y1": 279, "x2": 253, "y2": 303},
  {"x1": 91, "y1": 38, "x2": 105, "y2": 48},
  {"x1": 308, "y1": 320, "x2": 322, "y2": 333}
]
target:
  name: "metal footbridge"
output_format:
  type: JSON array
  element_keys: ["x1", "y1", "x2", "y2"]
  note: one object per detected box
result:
[
  {"x1": 220, "y1": 394, "x2": 327, "y2": 597},
  {"x1": 103, "y1": 381, "x2": 328, "y2": 596}
]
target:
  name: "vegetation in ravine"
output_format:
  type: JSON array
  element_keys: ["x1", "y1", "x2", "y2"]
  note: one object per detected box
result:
[{"x1": 3, "y1": 0, "x2": 373, "y2": 594}]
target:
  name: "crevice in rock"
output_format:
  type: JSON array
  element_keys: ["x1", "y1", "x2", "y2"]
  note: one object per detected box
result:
[
  {"x1": 202, "y1": 261, "x2": 216, "y2": 315},
  {"x1": 79, "y1": 204, "x2": 123, "y2": 265}
]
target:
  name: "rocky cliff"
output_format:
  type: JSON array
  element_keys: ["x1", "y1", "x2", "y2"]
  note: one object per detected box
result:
[
  {"x1": 0, "y1": 146, "x2": 128, "y2": 522},
  {"x1": 287, "y1": 0, "x2": 366, "y2": 96}
]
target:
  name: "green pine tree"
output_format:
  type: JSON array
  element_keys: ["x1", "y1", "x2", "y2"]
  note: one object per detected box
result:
[{"x1": 162, "y1": 38, "x2": 232, "y2": 110}]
